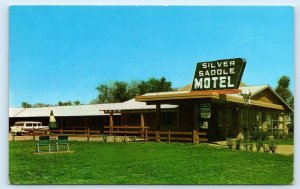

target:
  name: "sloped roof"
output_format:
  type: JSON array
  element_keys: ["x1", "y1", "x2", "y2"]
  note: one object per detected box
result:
[
  {"x1": 227, "y1": 85, "x2": 269, "y2": 98},
  {"x1": 9, "y1": 99, "x2": 177, "y2": 118},
  {"x1": 136, "y1": 85, "x2": 293, "y2": 112},
  {"x1": 142, "y1": 91, "x2": 190, "y2": 97},
  {"x1": 228, "y1": 85, "x2": 293, "y2": 111},
  {"x1": 9, "y1": 103, "x2": 121, "y2": 118},
  {"x1": 9, "y1": 84, "x2": 292, "y2": 118},
  {"x1": 9, "y1": 108, "x2": 25, "y2": 117},
  {"x1": 145, "y1": 85, "x2": 268, "y2": 98},
  {"x1": 99, "y1": 99, "x2": 177, "y2": 111}
]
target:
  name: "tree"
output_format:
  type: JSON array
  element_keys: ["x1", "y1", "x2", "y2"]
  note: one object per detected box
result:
[
  {"x1": 58, "y1": 101, "x2": 72, "y2": 106},
  {"x1": 33, "y1": 103, "x2": 52, "y2": 107},
  {"x1": 127, "y1": 80, "x2": 140, "y2": 99},
  {"x1": 96, "y1": 81, "x2": 129, "y2": 103},
  {"x1": 73, "y1": 101, "x2": 81, "y2": 105},
  {"x1": 137, "y1": 77, "x2": 173, "y2": 95},
  {"x1": 21, "y1": 101, "x2": 32, "y2": 108},
  {"x1": 96, "y1": 84, "x2": 113, "y2": 103},
  {"x1": 275, "y1": 76, "x2": 293, "y2": 108},
  {"x1": 93, "y1": 77, "x2": 174, "y2": 103},
  {"x1": 111, "y1": 81, "x2": 129, "y2": 102}
]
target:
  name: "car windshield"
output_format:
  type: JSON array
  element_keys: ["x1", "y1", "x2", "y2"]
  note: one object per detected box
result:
[{"x1": 14, "y1": 123, "x2": 24, "y2": 126}]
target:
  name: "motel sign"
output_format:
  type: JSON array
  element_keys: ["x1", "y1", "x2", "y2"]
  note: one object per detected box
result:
[{"x1": 192, "y1": 58, "x2": 246, "y2": 91}]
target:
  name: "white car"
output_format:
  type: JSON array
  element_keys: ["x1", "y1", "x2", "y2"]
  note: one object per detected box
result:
[{"x1": 10, "y1": 121, "x2": 49, "y2": 135}]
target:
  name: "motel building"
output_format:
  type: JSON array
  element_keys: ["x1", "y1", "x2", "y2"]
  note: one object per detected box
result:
[{"x1": 9, "y1": 58, "x2": 293, "y2": 142}]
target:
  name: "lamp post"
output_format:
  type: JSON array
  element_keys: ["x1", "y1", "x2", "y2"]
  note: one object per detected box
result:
[{"x1": 240, "y1": 90, "x2": 251, "y2": 134}]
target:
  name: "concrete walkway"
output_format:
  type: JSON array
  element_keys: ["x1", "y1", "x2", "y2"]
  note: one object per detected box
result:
[{"x1": 208, "y1": 141, "x2": 294, "y2": 156}]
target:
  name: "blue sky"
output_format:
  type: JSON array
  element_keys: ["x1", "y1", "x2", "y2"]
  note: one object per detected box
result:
[{"x1": 9, "y1": 6, "x2": 294, "y2": 107}]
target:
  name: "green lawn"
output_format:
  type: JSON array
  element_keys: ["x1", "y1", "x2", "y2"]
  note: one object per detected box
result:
[
  {"x1": 9, "y1": 141, "x2": 293, "y2": 184},
  {"x1": 274, "y1": 138, "x2": 294, "y2": 145}
]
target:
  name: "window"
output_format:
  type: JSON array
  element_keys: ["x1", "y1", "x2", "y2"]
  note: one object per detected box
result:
[
  {"x1": 25, "y1": 123, "x2": 33, "y2": 127},
  {"x1": 241, "y1": 109, "x2": 260, "y2": 133},
  {"x1": 266, "y1": 113, "x2": 284, "y2": 136},
  {"x1": 256, "y1": 112, "x2": 262, "y2": 130}
]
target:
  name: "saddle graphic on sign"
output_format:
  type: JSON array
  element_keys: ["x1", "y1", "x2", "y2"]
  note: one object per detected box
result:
[{"x1": 192, "y1": 58, "x2": 246, "y2": 91}]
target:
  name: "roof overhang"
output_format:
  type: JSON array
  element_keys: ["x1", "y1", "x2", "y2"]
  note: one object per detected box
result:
[
  {"x1": 135, "y1": 90, "x2": 286, "y2": 111},
  {"x1": 136, "y1": 90, "x2": 239, "y2": 102}
]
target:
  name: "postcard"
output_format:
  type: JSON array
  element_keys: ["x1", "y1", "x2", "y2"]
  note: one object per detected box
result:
[{"x1": 9, "y1": 6, "x2": 294, "y2": 184}]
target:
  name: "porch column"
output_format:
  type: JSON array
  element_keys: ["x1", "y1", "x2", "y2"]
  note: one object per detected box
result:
[
  {"x1": 140, "y1": 112, "x2": 145, "y2": 129},
  {"x1": 109, "y1": 112, "x2": 114, "y2": 126},
  {"x1": 283, "y1": 114, "x2": 288, "y2": 134},
  {"x1": 156, "y1": 103, "x2": 161, "y2": 131},
  {"x1": 109, "y1": 112, "x2": 114, "y2": 136},
  {"x1": 141, "y1": 111, "x2": 145, "y2": 136}
]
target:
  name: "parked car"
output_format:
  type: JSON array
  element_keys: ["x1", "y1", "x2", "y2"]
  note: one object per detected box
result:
[{"x1": 10, "y1": 121, "x2": 49, "y2": 135}]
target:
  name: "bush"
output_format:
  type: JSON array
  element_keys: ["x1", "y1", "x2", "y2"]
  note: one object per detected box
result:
[
  {"x1": 243, "y1": 132, "x2": 250, "y2": 141},
  {"x1": 273, "y1": 132, "x2": 279, "y2": 139},
  {"x1": 249, "y1": 142, "x2": 254, "y2": 152},
  {"x1": 235, "y1": 140, "x2": 241, "y2": 150},
  {"x1": 274, "y1": 132, "x2": 287, "y2": 140},
  {"x1": 242, "y1": 141, "x2": 249, "y2": 151},
  {"x1": 102, "y1": 135, "x2": 108, "y2": 142},
  {"x1": 268, "y1": 141, "x2": 277, "y2": 154},
  {"x1": 250, "y1": 130, "x2": 269, "y2": 141},
  {"x1": 256, "y1": 140, "x2": 263, "y2": 152},
  {"x1": 130, "y1": 136, "x2": 137, "y2": 142},
  {"x1": 226, "y1": 138, "x2": 235, "y2": 150},
  {"x1": 262, "y1": 144, "x2": 270, "y2": 154}
]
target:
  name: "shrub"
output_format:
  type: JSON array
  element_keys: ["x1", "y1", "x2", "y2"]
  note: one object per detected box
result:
[
  {"x1": 250, "y1": 130, "x2": 269, "y2": 141},
  {"x1": 235, "y1": 140, "x2": 241, "y2": 150},
  {"x1": 243, "y1": 132, "x2": 250, "y2": 141},
  {"x1": 226, "y1": 138, "x2": 235, "y2": 150},
  {"x1": 242, "y1": 141, "x2": 249, "y2": 151},
  {"x1": 268, "y1": 141, "x2": 277, "y2": 154},
  {"x1": 273, "y1": 132, "x2": 286, "y2": 140},
  {"x1": 262, "y1": 144, "x2": 270, "y2": 154},
  {"x1": 102, "y1": 135, "x2": 108, "y2": 142},
  {"x1": 129, "y1": 136, "x2": 137, "y2": 142},
  {"x1": 249, "y1": 142, "x2": 254, "y2": 152},
  {"x1": 113, "y1": 135, "x2": 117, "y2": 142},
  {"x1": 255, "y1": 140, "x2": 263, "y2": 152},
  {"x1": 273, "y1": 132, "x2": 279, "y2": 139}
]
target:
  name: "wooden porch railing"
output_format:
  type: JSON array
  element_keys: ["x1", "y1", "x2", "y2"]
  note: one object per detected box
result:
[
  {"x1": 103, "y1": 125, "x2": 149, "y2": 136},
  {"x1": 26, "y1": 128, "x2": 101, "y2": 141},
  {"x1": 20, "y1": 127, "x2": 208, "y2": 144},
  {"x1": 144, "y1": 130, "x2": 208, "y2": 144}
]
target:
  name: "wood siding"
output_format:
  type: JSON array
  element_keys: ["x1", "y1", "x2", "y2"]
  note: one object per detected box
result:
[{"x1": 252, "y1": 88, "x2": 283, "y2": 105}]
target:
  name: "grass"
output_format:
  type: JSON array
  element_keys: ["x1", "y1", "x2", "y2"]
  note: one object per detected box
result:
[
  {"x1": 273, "y1": 138, "x2": 294, "y2": 145},
  {"x1": 9, "y1": 141, "x2": 294, "y2": 184}
]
